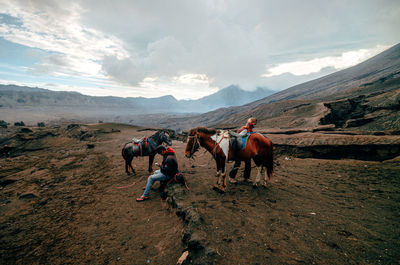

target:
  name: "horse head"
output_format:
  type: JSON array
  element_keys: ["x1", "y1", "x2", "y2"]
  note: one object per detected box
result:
[
  {"x1": 159, "y1": 130, "x2": 172, "y2": 146},
  {"x1": 185, "y1": 128, "x2": 200, "y2": 158}
]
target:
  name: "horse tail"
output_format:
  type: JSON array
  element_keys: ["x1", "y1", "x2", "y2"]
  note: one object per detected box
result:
[
  {"x1": 121, "y1": 143, "x2": 129, "y2": 161},
  {"x1": 260, "y1": 135, "x2": 274, "y2": 178}
]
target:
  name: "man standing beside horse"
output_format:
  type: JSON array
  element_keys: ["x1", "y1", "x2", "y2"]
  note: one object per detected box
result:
[{"x1": 136, "y1": 145, "x2": 178, "y2": 202}]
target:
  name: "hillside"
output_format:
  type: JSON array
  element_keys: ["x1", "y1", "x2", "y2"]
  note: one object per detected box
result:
[{"x1": 157, "y1": 43, "x2": 400, "y2": 132}]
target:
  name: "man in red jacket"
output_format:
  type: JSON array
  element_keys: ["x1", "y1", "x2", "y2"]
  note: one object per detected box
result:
[{"x1": 136, "y1": 145, "x2": 178, "y2": 201}]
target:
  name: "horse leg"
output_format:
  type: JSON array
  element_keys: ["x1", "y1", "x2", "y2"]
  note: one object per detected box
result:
[
  {"x1": 148, "y1": 154, "x2": 155, "y2": 173},
  {"x1": 218, "y1": 160, "x2": 227, "y2": 192},
  {"x1": 262, "y1": 167, "x2": 269, "y2": 187},
  {"x1": 129, "y1": 159, "x2": 136, "y2": 175},
  {"x1": 213, "y1": 171, "x2": 221, "y2": 188},
  {"x1": 221, "y1": 172, "x2": 227, "y2": 190},
  {"x1": 125, "y1": 156, "x2": 135, "y2": 175},
  {"x1": 221, "y1": 160, "x2": 227, "y2": 190},
  {"x1": 125, "y1": 160, "x2": 130, "y2": 175},
  {"x1": 254, "y1": 166, "x2": 262, "y2": 187},
  {"x1": 212, "y1": 171, "x2": 225, "y2": 193}
]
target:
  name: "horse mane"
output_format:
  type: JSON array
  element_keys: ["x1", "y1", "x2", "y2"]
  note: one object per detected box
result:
[
  {"x1": 151, "y1": 129, "x2": 163, "y2": 138},
  {"x1": 195, "y1": 127, "x2": 217, "y2": 135}
]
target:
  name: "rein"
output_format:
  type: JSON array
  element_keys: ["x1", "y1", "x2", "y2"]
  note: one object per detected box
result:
[
  {"x1": 116, "y1": 175, "x2": 148, "y2": 189},
  {"x1": 147, "y1": 137, "x2": 157, "y2": 149},
  {"x1": 187, "y1": 134, "x2": 199, "y2": 157}
]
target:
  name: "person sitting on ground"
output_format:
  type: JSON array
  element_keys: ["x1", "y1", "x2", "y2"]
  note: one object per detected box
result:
[
  {"x1": 229, "y1": 117, "x2": 257, "y2": 183},
  {"x1": 136, "y1": 145, "x2": 178, "y2": 202}
]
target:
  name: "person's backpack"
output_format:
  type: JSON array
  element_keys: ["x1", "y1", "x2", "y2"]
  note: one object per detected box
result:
[{"x1": 159, "y1": 173, "x2": 190, "y2": 193}]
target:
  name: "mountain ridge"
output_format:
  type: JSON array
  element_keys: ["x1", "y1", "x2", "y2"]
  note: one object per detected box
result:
[{"x1": 0, "y1": 84, "x2": 273, "y2": 114}]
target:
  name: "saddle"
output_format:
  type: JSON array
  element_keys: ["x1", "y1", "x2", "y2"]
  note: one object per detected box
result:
[
  {"x1": 229, "y1": 131, "x2": 249, "y2": 151},
  {"x1": 132, "y1": 137, "x2": 144, "y2": 144},
  {"x1": 132, "y1": 137, "x2": 148, "y2": 156}
]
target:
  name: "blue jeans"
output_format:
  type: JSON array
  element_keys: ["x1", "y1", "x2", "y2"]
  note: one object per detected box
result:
[{"x1": 142, "y1": 170, "x2": 170, "y2": 197}]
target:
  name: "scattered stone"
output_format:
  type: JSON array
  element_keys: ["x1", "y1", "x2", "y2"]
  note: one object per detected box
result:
[
  {"x1": 188, "y1": 231, "x2": 206, "y2": 251},
  {"x1": 20, "y1": 127, "x2": 33, "y2": 133},
  {"x1": 177, "y1": 250, "x2": 189, "y2": 265},
  {"x1": 19, "y1": 192, "x2": 39, "y2": 199},
  {"x1": 0, "y1": 179, "x2": 16, "y2": 187}
]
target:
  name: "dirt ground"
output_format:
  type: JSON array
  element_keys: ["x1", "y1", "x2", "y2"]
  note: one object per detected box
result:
[{"x1": 1, "y1": 123, "x2": 399, "y2": 264}]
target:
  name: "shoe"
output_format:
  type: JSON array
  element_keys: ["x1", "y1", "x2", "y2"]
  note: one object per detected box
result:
[
  {"x1": 228, "y1": 177, "x2": 238, "y2": 184},
  {"x1": 136, "y1": 196, "x2": 150, "y2": 202}
]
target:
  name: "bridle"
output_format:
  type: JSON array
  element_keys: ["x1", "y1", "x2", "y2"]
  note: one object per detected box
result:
[
  {"x1": 187, "y1": 134, "x2": 200, "y2": 157},
  {"x1": 161, "y1": 132, "x2": 171, "y2": 146}
]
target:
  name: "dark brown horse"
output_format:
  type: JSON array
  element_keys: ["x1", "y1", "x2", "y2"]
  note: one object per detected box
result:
[
  {"x1": 122, "y1": 130, "x2": 172, "y2": 175},
  {"x1": 185, "y1": 127, "x2": 273, "y2": 192}
]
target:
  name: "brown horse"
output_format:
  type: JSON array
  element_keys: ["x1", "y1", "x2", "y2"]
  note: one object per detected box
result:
[{"x1": 185, "y1": 127, "x2": 273, "y2": 192}]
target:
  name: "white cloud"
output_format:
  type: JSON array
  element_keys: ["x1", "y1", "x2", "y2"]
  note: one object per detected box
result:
[
  {"x1": 140, "y1": 74, "x2": 218, "y2": 100},
  {"x1": 262, "y1": 45, "x2": 391, "y2": 77},
  {"x1": 0, "y1": 0, "x2": 399, "y2": 99},
  {"x1": 0, "y1": 0, "x2": 128, "y2": 78}
]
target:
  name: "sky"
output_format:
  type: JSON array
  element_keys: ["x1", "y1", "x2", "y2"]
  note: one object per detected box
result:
[{"x1": 0, "y1": 0, "x2": 399, "y2": 100}]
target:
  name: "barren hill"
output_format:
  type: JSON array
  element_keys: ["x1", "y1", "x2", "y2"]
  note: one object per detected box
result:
[
  {"x1": 1, "y1": 123, "x2": 399, "y2": 264},
  {"x1": 157, "y1": 43, "x2": 400, "y2": 132}
]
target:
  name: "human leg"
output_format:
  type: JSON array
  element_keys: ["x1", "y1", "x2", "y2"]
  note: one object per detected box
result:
[
  {"x1": 229, "y1": 161, "x2": 241, "y2": 178},
  {"x1": 141, "y1": 170, "x2": 169, "y2": 198},
  {"x1": 228, "y1": 161, "x2": 241, "y2": 183},
  {"x1": 243, "y1": 159, "x2": 251, "y2": 180}
]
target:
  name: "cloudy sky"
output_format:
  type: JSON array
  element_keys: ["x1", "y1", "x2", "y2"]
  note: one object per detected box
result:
[{"x1": 0, "y1": 0, "x2": 399, "y2": 100}]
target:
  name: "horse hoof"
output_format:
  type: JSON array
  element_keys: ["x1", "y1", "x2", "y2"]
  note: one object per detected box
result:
[
  {"x1": 212, "y1": 185, "x2": 225, "y2": 193},
  {"x1": 217, "y1": 186, "x2": 226, "y2": 193},
  {"x1": 253, "y1": 183, "x2": 259, "y2": 188}
]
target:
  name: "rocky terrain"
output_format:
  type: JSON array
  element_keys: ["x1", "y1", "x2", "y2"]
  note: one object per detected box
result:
[{"x1": 1, "y1": 123, "x2": 399, "y2": 264}]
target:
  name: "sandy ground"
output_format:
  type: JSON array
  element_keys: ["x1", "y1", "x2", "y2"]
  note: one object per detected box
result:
[{"x1": 1, "y1": 123, "x2": 399, "y2": 264}]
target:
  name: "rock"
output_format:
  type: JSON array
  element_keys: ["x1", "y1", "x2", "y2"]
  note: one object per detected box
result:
[
  {"x1": 20, "y1": 127, "x2": 33, "y2": 133},
  {"x1": 177, "y1": 250, "x2": 189, "y2": 265},
  {"x1": 19, "y1": 192, "x2": 39, "y2": 199},
  {"x1": 188, "y1": 231, "x2": 205, "y2": 250}
]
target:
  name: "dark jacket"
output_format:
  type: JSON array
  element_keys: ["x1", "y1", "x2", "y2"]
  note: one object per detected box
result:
[{"x1": 160, "y1": 148, "x2": 178, "y2": 178}]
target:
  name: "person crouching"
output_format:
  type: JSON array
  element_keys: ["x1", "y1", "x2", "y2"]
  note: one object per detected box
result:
[{"x1": 136, "y1": 145, "x2": 178, "y2": 202}]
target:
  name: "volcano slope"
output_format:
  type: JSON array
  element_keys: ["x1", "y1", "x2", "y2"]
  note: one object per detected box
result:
[{"x1": 1, "y1": 123, "x2": 400, "y2": 264}]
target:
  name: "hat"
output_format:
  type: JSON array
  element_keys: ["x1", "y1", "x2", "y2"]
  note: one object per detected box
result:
[{"x1": 155, "y1": 145, "x2": 166, "y2": 154}]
